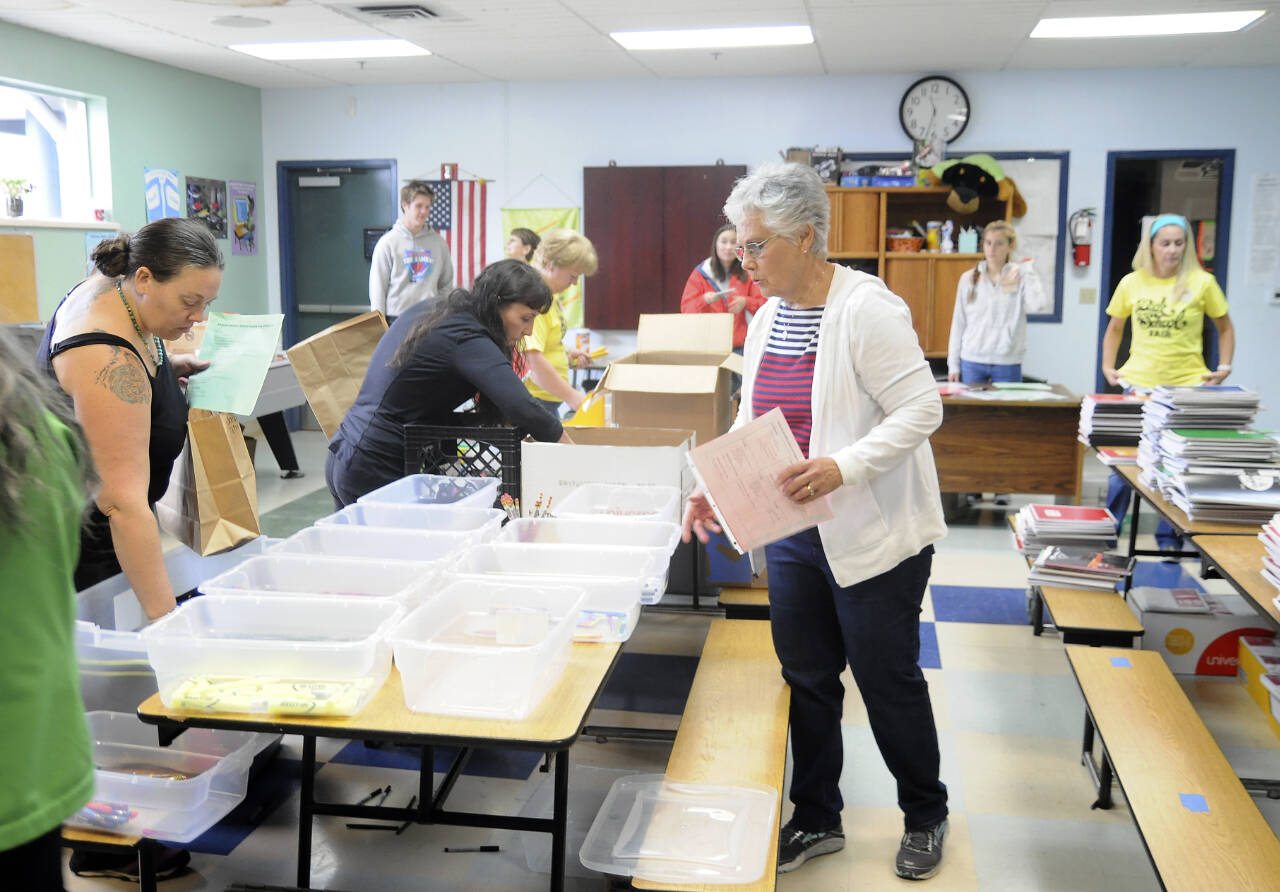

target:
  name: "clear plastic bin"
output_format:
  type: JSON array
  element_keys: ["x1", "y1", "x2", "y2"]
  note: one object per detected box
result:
[
  {"x1": 389, "y1": 580, "x2": 585, "y2": 719},
  {"x1": 76, "y1": 621, "x2": 157, "y2": 714},
  {"x1": 142, "y1": 595, "x2": 402, "y2": 716},
  {"x1": 578, "y1": 774, "x2": 778, "y2": 885},
  {"x1": 317, "y1": 503, "x2": 504, "y2": 542},
  {"x1": 358, "y1": 474, "x2": 500, "y2": 510},
  {"x1": 448, "y1": 572, "x2": 641, "y2": 643},
  {"x1": 554, "y1": 484, "x2": 680, "y2": 526},
  {"x1": 198, "y1": 554, "x2": 440, "y2": 605},
  {"x1": 266, "y1": 525, "x2": 468, "y2": 566},
  {"x1": 66, "y1": 711, "x2": 273, "y2": 843},
  {"x1": 498, "y1": 518, "x2": 680, "y2": 555},
  {"x1": 454, "y1": 542, "x2": 671, "y2": 605}
]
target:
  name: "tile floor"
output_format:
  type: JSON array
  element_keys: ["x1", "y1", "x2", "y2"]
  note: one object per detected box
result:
[{"x1": 69, "y1": 431, "x2": 1280, "y2": 891}]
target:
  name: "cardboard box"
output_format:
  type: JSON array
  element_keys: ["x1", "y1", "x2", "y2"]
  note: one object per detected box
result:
[
  {"x1": 598, "y1": 314, "x2": 743, "y2": 448},
  {"x1": 1130, "y1": 592, "x2": 1272, "y2": 675},
  {"x1": 520, "y1": 426, "x2": 695, "y2": 512},
  {"x1": 1237, "y1": 634, "x2": 1280, "y2": 720}
]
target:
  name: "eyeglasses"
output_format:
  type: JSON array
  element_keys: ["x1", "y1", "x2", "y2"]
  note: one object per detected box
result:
[{"x1": 735, "y1": 234, "x2": 780, "y2": 262}]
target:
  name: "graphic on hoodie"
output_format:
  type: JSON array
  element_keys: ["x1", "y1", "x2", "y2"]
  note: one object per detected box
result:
[{"x1": 405, "y1": 248, "x2": 434, "y2": 283}]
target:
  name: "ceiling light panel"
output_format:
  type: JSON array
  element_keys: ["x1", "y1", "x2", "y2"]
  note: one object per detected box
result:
[
  {"x1": 1031, "y1": 11, "x2": 1266, "y2": 38},
  {"x1": 611, "y1": 25, "x2": 813, "y2": 50},
  {"x1": 229, "y1": 39, "x2": 431, "y2": 60}
]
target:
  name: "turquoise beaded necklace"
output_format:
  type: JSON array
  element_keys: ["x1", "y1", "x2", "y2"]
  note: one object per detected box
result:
[{"x1": 115, "y1": 279, "x2": 165, "y2": 367}]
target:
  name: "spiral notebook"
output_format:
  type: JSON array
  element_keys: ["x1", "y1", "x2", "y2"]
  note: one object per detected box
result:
[{"x1": 685, "y1": 408, "x2": 833, "y2": 554}]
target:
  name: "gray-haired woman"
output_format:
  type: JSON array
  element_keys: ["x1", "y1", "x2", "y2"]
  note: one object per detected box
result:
[{"x1": 681, "y1": 161, "x2": 950, "y2": 878}]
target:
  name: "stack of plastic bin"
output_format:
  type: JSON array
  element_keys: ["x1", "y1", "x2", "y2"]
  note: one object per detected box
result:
[
  {"x1": 555, "y1": 484, "x2": 681, "y2": 526},
  {"x1": 198, "y1": 553, "x2": 440, "y2": 606},
  {"x1": 450, "y1": 543, "x2": 668, "y2": 642},
  {"x1": 318, "y1": 503, "x2": 504, "y2": 543},
  {"x1": 142, "y1": 594, "x2": 403, "y2": 716},
  {"x1": 389, "y1": 580, "x2": 585, "y2": 718},
  {"x1": 266, "y1": 524, "x2": 467, "y2": 568},
  {"x1": 67, "y1": 711, "x2": 275, "y2": 843}
]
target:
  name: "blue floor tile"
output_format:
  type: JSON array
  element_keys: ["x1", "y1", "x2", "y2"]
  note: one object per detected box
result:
[
  {"x1": 596, "y1": 652, "x2": 699, "y2": 715},
  {"x1": 1130, "y1": 560, "x2": 1205, "y2": 591},
  {"x1": 930, "y1": 585, "x2": 1030, "y2": 625},
  {"x1": 919, "y1": 621, "x2": 941, "y2": 670},
  {"x1": 329, "y1": 741, "x2": 544, "y2": 780}
]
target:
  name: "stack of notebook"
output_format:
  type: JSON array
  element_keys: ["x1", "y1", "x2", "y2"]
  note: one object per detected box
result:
[
  {"x1": 1259, "y1": 514, "x2": 1280, "y2": 595},
  {"x1": 1028, "y1": 545, "x2": 1136, "y2": 591},
  {"x1": 1013, "y1": 504, "x2": 1117, "y2": 556},
  {"x1": 1078, "y1": 393, "x2": 1147, "y2": 447}
]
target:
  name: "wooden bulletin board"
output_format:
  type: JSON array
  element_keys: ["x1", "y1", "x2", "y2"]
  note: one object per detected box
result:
[{"x1": 0, "y1": 234, "x2": 39, "y2": 323}]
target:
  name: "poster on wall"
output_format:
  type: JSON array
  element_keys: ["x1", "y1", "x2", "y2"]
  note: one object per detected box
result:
[
  {"x1": 186, "y1": 176, "x2": 227, "y2": 238},
  {"x1": 144, "y1": 167, "x2": 182, "y2": 223},
  {"x1": 501, "y1": 207, "x2": 584, "y2": 328},
  {"x1": 228, "y1": 180, "x2": 257, "y2": 256}
]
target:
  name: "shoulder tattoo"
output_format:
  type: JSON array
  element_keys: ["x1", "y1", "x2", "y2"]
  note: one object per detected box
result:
[{"x1": 92, "y1": 345, "x2": 150, "y2": 405}]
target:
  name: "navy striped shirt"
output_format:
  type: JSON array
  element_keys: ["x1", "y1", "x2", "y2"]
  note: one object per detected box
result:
[{"x1": 752, "y1": 305, "x2": 824, "y2": 457}]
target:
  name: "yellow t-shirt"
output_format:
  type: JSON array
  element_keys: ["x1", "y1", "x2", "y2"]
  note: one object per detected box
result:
[
  {"x1": 1106, "y1": 268, "x2": 1228, "y2": 387},
  {"x1": 524, "y1": 294, "x2": 569, "y2": 402}
]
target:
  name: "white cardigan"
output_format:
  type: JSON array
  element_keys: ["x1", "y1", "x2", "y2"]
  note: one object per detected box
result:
[{"x1": 735, "y1": 265, "x2": 948, "y2": 587}]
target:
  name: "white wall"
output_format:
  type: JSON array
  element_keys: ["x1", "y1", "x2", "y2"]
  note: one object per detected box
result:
[{"x1": 261, "y1": 65, "x2": 1280, "y2": 424}]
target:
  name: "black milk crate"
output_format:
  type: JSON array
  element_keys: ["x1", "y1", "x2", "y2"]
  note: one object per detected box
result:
[{"x1": 403, "y1": 423, "x2": 522, "y2": 501}]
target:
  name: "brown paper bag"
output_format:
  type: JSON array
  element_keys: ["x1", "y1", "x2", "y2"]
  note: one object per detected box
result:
[
  {"x1": 285, "y1": 310, "x2": 388, "y2": 438},
  {"x1": 156, "y1": 408, "x2": 260, "y2": 555}
]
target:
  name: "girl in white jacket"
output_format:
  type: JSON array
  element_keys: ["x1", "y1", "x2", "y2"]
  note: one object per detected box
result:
[{"x1": 946, "y1": 220, "x2": 1048, "y2": 384}]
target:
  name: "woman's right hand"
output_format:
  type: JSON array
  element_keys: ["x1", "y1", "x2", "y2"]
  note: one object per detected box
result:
[
  {"x1": 1102, "y1": 366, "x2": 1121, "y2": 387},
  {"x1": 947, "y1": 371, "x2": 960, "y2": 382},
  {"x1": 681, "y1": 490, "x2": 722, "y2": 544}
]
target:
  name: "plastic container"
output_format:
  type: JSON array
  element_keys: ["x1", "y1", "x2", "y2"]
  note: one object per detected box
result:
[
  {"x1": 448, "y1": 572, "x2": 641, "y2": 643},
  {"x1": 357, "y1": 474, "x2": 500, "y2": 510},
  {"x1": 267, "y1": 525, "x2": 469, "y2": 566},
  {"x1": 497, "y1": 518, "x2": 680, "y2": 556},
  {"x1": 578, "y1": 774, "x2": 778, "y2": 885},
  {"x1": 66, "y1": 711, "x2": 273, "y2": 843},
  {"x1": 317, "y1": 503, "x2": 504, "y2": 542},
  {"x1": 389, "y1": 580, "x2": 585, "y2": 719},
  {"x1": 198, "y1": 554, "x2": 439, "y2": 605},
  {"x1": 553, "y1": 484, "x2": 681, "y2": 526},
  {"x1": 142, "y1": 595, "x2": 403, "y2": 716},
  {"x1": 76, "y1": 621, "x2": 157, "y2": 714},
  {"x1": 455, "y1": 542, "x2": 668, "y2": 606}
]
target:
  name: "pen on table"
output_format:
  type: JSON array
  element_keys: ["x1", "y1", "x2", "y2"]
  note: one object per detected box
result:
[{"x1": 443, "y1": 845, "x2": 501, "y2": 853}]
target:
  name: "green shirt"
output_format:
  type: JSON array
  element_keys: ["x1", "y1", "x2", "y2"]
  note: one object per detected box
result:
[{"x1": 0, "y1": 412, "x2": 94, "y2": 849}]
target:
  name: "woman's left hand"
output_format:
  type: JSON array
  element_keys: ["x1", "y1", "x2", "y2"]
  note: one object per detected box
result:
[
  {"x1": 777, "y1": 457, "x2": 842, "y2": 503},
  {"x1": 727, "y1": 295, "x2": 748, "y2": 314},
  {"x1": 170, "y1": 354, "x2": 211, "y2": 385},
  {"x1": 1201, "y1": 367, "x2": 1231, "y2": 385}
]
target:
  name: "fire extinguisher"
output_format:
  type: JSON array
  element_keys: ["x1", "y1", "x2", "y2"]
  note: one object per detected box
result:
[{"x1": 1069, "y1": 208, "x2": 1095, "y2": 267}]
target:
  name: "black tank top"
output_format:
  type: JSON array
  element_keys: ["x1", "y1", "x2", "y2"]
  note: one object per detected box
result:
[{"x1": 37, "y1": 308, "x2": 188, "y2": 589}]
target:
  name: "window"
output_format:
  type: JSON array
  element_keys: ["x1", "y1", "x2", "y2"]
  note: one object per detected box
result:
[{"x1": 0, "y1": 82, "x2": 94, "y2": 220}]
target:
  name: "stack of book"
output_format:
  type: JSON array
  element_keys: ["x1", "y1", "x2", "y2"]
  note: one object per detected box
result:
[
  {"x1": 1078, "y1": 393, "x2": 1147, "y2": 447},
  {"x1": 1095, "y1": 446, "x2": 1139, "y2": 467},
  {"x1": 1128, "y1": 585, "x2": 1216, "y2": 613},
  {"x1": 1013, "y1": 504, "x2": 1117, "y2": 556},
  {"x1": 1028, "y1": 545, "x2": 1136, "y2": 591},
  {"x1": 1259, "y1": 514, "x2": 1280, "y2": 594}
]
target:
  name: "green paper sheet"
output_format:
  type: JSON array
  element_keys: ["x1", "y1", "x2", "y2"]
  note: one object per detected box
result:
[{"x1": 186, "y1": 312, "x2": 285, "y2": 416}]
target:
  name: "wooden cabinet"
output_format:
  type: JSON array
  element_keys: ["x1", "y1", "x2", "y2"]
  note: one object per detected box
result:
[{"x1": 826, "y1": 186, "x2": 1010, "y2": 356}]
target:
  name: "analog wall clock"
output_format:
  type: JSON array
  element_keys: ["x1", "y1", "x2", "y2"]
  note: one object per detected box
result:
[{"x1": 900, "y1": 75, "x2": 970, "y2": 145}]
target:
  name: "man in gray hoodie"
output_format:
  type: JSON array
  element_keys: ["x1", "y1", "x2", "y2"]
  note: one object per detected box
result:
[{"x1": 369, "y1": 180, "x2": 455, "y2": 320}]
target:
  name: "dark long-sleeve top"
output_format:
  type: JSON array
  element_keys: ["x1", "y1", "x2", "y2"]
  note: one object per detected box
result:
[{"x1": 327, "y1": 306, "x2": 562, "y2": 503}]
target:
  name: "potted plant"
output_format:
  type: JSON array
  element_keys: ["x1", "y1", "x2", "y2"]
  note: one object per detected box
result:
[{"x1": 2, "y1": 178, "x2": 35, "y2": 217}]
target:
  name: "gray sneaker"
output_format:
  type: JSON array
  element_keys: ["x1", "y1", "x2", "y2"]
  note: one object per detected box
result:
[
  {"x1": 777, "y1": 820, "x2": 845, "y2": 873},
  {"x1": 895, "y1": 819, "x2": 948, "y2": 880}
]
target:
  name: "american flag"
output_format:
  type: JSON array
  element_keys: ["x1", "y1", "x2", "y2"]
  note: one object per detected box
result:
[{"x1": 427, "y1": 179, "x2": 487, "y2": 289}]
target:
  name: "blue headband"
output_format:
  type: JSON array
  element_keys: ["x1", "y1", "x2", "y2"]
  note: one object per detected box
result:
[{"x1": 1149, "y1": 214, "x2": 1188, "y2": 240}]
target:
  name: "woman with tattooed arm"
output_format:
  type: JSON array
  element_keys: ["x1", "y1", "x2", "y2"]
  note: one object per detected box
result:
[{"x1": 36, "y1": 217, "x2": 221, "y2": 622}]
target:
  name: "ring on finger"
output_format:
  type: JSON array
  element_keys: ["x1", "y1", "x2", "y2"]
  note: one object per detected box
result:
[{"x1": 806, "y1": 483, "x2": 816, "y2": 498}]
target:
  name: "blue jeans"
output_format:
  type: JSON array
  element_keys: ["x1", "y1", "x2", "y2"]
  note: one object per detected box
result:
[
  {"x1": 960, "y1": 360, "x2": 1021, "y2": 384},
  {"x1": 1106, "y1": 470, "x2": 1182, "y2": 551},
  {"x1": 764, "y1": 528, "x2": 947, "y2": 832}
]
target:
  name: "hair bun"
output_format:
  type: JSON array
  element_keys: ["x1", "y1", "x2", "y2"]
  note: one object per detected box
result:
[{"x1": 90, "y1": 234, "x2": 132, "y2": 277}]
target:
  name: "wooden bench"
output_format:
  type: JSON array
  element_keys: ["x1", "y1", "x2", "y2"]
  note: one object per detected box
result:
[
  {"x1": 717, "y1": 585, "x2": 769, "y2": 620},
  {"x1": 61, "y1": 827, "x2": 159, "y2": 892},
  {"x1": 1065, "y1": 645, "x2": 1280, "y2": 890},
  {"x1": 631, "y1": 618, "x2": 789, "y2": 891}
]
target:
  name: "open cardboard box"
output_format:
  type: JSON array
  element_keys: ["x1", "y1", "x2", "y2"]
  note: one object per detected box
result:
[
  {"x1": 597, "y1": 314, "x2": 743, "y2": 448},
  {"x1": 521, "y1": 426, "x2": 695, "y2": 510}
]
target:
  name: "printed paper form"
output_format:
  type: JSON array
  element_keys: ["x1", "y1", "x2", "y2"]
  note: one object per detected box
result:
[
  {"x1": 186, "y1": 311, "x2": 285, "y2": 416},
  {"x1": 686, "y1": 407, "x2": 833, "y2": 553}
]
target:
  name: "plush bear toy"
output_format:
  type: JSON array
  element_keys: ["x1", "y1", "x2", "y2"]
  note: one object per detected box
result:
[{"x1": 920, "y1": 153, "x2": 1027, "y2": 218}]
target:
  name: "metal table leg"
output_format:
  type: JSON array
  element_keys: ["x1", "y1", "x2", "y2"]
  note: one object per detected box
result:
[
  {"x1": 550, "y1": 750, "x2": 569, "y2": 892},
  {"x1": 297, "y1": 735, "x2": 316, "y2": 888}
]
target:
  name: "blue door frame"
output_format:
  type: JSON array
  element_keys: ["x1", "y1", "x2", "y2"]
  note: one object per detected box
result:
[
  {"x1": 1094, "y1": 149, "x2": 1234, "y2": 392},
  {"x1": 276, "y1": 158, "x2": 397, "y2": 348}
]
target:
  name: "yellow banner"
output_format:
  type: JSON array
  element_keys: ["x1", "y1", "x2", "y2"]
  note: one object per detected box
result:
[{"x1": 501, "y1": 207, "x2": 584, "y2": 329}]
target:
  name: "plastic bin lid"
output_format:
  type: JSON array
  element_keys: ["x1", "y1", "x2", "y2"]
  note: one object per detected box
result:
[{"x1": 578, "y1": 774, "x2": 777, "y2": 884}]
